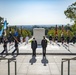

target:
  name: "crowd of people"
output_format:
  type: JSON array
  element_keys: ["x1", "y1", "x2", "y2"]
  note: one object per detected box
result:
[
  {"x1": 49, "y1": 34, "x2": 76, "y2": 44},
  {"x1": 31, "y1": 34, "x2": 76, "y2": 58},
  {"x1": 0, "y1": 33, "x2": 29, "y2": 55},
  {"x1": 0, "y1": 33, "x2": 76, "y2": 57}
]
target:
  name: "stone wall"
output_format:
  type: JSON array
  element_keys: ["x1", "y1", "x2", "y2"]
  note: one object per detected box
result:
[{"x1": 33, "y1": 28, "x2": 45, "y2": 45}]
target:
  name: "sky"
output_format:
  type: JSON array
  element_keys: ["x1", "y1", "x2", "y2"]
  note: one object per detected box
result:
[{"x1": 0, "y1": 0, "x2": 76, "y2": 25}]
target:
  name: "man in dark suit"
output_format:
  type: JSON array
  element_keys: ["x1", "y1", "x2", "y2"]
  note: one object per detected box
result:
[
  {"x1": 31, "y1": 38, "x2": 37, "y2": 57},
  {"x1": 41, "y1": 36, "x2": 47, "y2": 57}
]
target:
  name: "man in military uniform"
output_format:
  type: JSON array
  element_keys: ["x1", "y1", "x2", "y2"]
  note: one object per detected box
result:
[
  {"x1": 1, "y1": 37, "x2": 8, "y2": 55},
  {"x1": 49, "y1": 34, "x2": 52, "y2": 44},
  {"x1": 61, "y1": 33, "x2": 64, "y2": 44},
  {"x1": 12, "y1": 36, "x2": 19, "y2": 55},
  {"x1": 72, "y1": 35, "x2": 76, "y2": 44},
  {"x1": 67, "y1": 36, "x2": 70, "y2": 44}
]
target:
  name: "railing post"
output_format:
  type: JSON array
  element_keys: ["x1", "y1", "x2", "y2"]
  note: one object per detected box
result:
[
  {"x1": 61, "y1": 61, "x2": 63, "y2": 75},
  {"x1": 15, "y1": 61, "x2": 17, "y2": 75},
  {"x1": 8, "y1": 60, "x2": 10, "y2": 75},
  {"x1": 68, "y1": 60, "x2": 70, "y2": 75}
]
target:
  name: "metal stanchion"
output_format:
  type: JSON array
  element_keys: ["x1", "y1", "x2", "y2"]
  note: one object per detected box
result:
[
  {"x1": 61, "y1": 57, "x2": 74, "y2": 75},
  {"x1": 68, "y1": 60, "x2": 70, "y2": 75},
  {"x1": 68, "y1": 43, "x2": 69, "y2": 51},
  {"x1": 8, "y1": 60, "x2": 10, "y2": 75},
  {"x1": 15, "y1": 61, "x2": 17, "y2": 75},
  {"x1": 61, "y1": 61, "x2": 63, "y2": 75},
  {"x1": 0, "y1": 58, "x2": 17, "y2": 75}
]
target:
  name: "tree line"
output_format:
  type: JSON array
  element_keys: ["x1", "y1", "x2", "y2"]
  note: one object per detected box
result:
[{"x1": 0, "y1": 1, "x2": 76, "y2": 41}]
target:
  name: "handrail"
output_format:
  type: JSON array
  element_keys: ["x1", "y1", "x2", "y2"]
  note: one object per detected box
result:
[
  {"x1": 61, "y1": 57, "x2": 76, "y2": 75},
  {"x1": 0, "y1": 57, "x2": 16, "y2": 60},
  {"x1": 0, "y1": 57, "x2": 17, "y2": 75},
  {"x1": 62, "y1": 57, "x2": 76, "y2": 61}
]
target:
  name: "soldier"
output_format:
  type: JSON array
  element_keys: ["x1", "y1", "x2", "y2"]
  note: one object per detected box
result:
[
  {"x1": 20, "y1": 35, "x2": 23, "y2": 43},
  {"x1": 49, "y1": 34, "x2": 52, "y2": 44},
  {"x1": 55, "y1": 34, "x2": 58, "y2": 43},
  {"x1": 12, "y1": 36, "x2": 19, "y2": 55},
  {"x1": 72, "y1": 35, "x2": 76, "y2": 44},
  {"x1": 61, "y1": 33, "x2": 64, "y2": 44},
  {"x1": 25, "y1": 35, "x2": 29, "y2": 44},
  {"x1": 67, "y1": 36, "x2": 70, "y2": 44},
  {"x1": 41, "y1": 36, "x2": 47, "y2": 57},
  {"x1": 2, "y1": 37, "x2": 8, "y2": 55}
]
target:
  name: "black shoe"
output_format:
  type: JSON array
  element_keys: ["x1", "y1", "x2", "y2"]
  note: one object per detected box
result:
[
  {"x1": 12, "y1": 52, "x2": 14, "y2": 55},
  {"x1": 6, "y1": 53, "x2": 8, "y2": 55},
  {"x1": 17, "y1": 53, "x2": 19, "y2": 55}
]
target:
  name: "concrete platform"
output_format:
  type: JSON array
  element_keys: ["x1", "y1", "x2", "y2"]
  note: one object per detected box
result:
[
  {"x1": 0, "y1": 55, "x2": 76, "y2": 75},
  {"x1": 0, "y1": 42, "x2": 76, "y2": 75},
  {"x1": 0, "y1": 42, "x2": 76, "y2": 55}
]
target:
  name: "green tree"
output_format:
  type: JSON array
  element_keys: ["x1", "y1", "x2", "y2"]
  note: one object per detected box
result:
[
  {"x1": 47, "y1": 27, "x2": 73, "y2": 41},
  {"x1": 0, "y1": 16, "x2": 4, "y2": 30},
  {"x1": 64, "y1": 2, "x2": 76, "y2": 23},
  {"x1": 6, "y1": 27, "x2": 32, "y2": 38},
  {"x1": 47, "y1": 28, "x2": 55, "y2": 38},
  {"x1": 71, "y1": 23, "x2": 76, "y2": 35}
]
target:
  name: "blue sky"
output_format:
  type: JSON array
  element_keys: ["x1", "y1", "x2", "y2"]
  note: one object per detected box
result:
[{"x1": 0, "y1": 0, "x2": 76, "y2": 25}]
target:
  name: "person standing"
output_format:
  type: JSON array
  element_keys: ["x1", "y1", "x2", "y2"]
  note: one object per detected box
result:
[
  {"x1": 72, "y1": 35, "x2": 76, "y2": 44},
  {"x1": 61, "y1": 33, "x2": 64, "y2": 44},
  {"x1": 41, "y1": 36, "x2": 47, "y2": 57},
  {"x1": 25, "y1": 35, "x2": 29, "y2": 44},
  {"x1": 67, "y1": 36, "x2": 70, "y2": 44},
  {"x1": 55, "y1": 34, "x2": 58, "y2": 43},
  {"x1": 31, "y1": 38, "x2": 37, "y2": 57},
  {"x1": 20, "y1": 35, "x2": 23, "y2": 43},
  {"x1": 2, "y1": 37, "x2": 8, "y2": 55},
  {"x1": 49, "y1": 34, "x2": 52, "y2": 44}
]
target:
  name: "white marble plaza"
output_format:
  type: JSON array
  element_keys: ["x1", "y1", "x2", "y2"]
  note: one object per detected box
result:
[{"x1": 0, "y1": 42, "x2": 76, "y2": 75}]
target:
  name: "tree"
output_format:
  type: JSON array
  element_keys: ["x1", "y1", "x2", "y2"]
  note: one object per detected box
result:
[
  {"x1": 47, "y1": 27, "x2": 73, "y2": 41},
  {"x1": 64, "y1": 2, "x2": 76, "y2": 23},
  {"x1": 71, "y1": 23, "x2": 76, "y2": 35},
  {"x1": 0, "y1": 16, "x2": 4, "y2": 30}
]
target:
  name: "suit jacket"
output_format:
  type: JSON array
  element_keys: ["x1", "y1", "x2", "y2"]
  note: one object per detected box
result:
[
  {"x1": 3, "y1": 39, "x2": 7, "y2": 47},
  {"x1": 31, "y1": 40, "x2": 37, "y2": 50},
  {"x1": 15, "y1": 40, "x2": 18, "y2": 47},
  {"x1": 41, "y1": 39, "x2": 47, "y2": 48},
  {"x1": 49, "y1": 36, "x2": 52, "y2": 40},
  {"x1": 67, "y1": 36, "x2": 70, "y2": 43}
]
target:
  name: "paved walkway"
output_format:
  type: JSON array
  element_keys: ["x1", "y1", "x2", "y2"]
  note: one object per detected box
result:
[
  {"x1": 0, "y1": 42, "x2": 76, "y2": 75},
  {"x1": 0, "y1": 42, "x2": 76, "y2": 54},
  {"x1": 0, "y1": 55, "x2": 76, "y2": 75}
]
